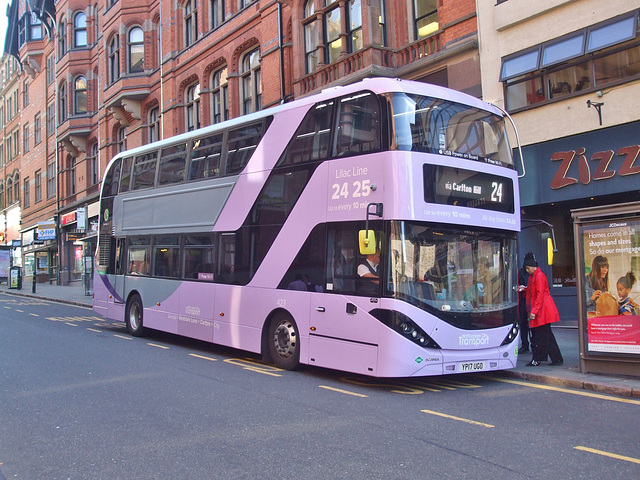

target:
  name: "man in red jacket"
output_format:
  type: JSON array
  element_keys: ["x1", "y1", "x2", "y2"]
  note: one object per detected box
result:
[{"x1": 524, "y1": 253, "x2": 564, "y2": 367}]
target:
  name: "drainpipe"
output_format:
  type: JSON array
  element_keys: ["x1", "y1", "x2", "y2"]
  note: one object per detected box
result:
[{"x1": 278, "y1": 1, "x2": 286, "y2": 104}]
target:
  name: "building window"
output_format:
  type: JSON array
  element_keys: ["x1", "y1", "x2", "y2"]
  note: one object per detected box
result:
[
  {"x1": 211, "y1": 0, "x2": 225, "y2": 29},
  {"x1": 47, "y1": 55, "x2": 55, "y2": 85},
  {"x1": 12, "y1": 130, "x2": 19, "y2": 159},
  {"x1": 74, "y1": 76, "x2": 88, "y2": 115},
  {"x1": 68, "y1": 158, "x2": 76, "y2": 196},
  {"x1": 58, "y1": 18, "x2": 66, "y2": 58},
  {"x1": 23, "y1": 177, "x2": 30, "y2": 208},
  {"x1": 185, "y1": 0, "x2": 198, "y2": 48},
  {"x1": 23, "y1": 123, "x2": 29, "y2": 153},
  {"x1": 501, "y1": 12, "x2": 640, "y2": 112},
  {"x1": 47, "y1": 103, "x2": 55, "y2": 136},
  {"x1": 324, "y1": 5, "x2": 342, "y2": 64},
  {"x1": 6, "y1": 177, "x2": 12, "y2": 206},
  {"x1": 117, "y1": 127, "x2": 127, "y2": 153},
  {"x1": 108, "y1": 35, "x2": 120, "y2": 84},
  {"x1": 35, "y1": 170, "x2": 42, "y2": 203},
  {"x1": 6, "y1": 136, "x2": 12, "y2": 161},
  {"x1": 90, "y1": 143, "x2": 99, "y2": 185},
  {"x1": 47, "y1": 161, "x2": 56, "y2": 199},
  {"x1": 0, "y1": 143, "x2": 3, "y2": 166},
  {"x1": 14, "y1": 173, "x2": 19, "y2": 204},
  {"x1": 414, "y1": 0, "x2": 438, "y2": 38},
  {"x1": 0, "y1": 182, "x2": 3, "y2": 209},
  {"x1": 241, "y1": 48, "x2": 261, "y2": 114},
  {"x1": 34, "y1": 113, "x2": 41, "y2": 145},
  {"x1": 348, "y1": 0, "x2": 363, "y2": 52},
  {"x1": 149, "y1": 107, "x2": 160, "y2": 143},
  {"x1": 303, "y1": 1, "x2": 318, "y2": 74},
  {"x1": 23, "y1": 79, "x2": 29, "y2": 108},
  {"x1": 74, "y1": 12, "x2": 88, "y2": 47},
  {"x1": 211, "y1": 67, "x2": 228, "y2": 124},
  {"x1": 128, "y1": 27, "x2": 145, "y2": 73},
  {"x1": 59, "y1": 82, "x2": 67, "y2": 123},
  {"x1": 377, "y1": 0, "x2": 387, "y2": 46},
  {"x1": 186, "y1": 83, "x2": 201, "y2": 132}
]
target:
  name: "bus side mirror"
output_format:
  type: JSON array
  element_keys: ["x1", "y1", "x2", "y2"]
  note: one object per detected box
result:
[
  {"x1": 359, "y1": 230, "x2": 376, "y2": 255},
  {"x1": 547, "y1": 237, "x2": 554, "y2": 265}
]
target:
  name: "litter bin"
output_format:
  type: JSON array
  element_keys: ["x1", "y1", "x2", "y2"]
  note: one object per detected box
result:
[{"x1": 9, "y1": 266, "x2": 22, "y2": 290}]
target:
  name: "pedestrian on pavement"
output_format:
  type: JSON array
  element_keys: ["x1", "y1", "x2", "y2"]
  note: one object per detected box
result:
[
  {"x1": 523, "y1": 252, "x2": 563, "y2": 367},
  {"x1": 517, "y1": 259, "x2": 531, "y2": 353}
]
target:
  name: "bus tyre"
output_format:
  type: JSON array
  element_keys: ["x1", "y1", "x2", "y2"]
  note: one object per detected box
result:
[
  {"x1": 268, "y1": 314, "x2": 300, "y2": 370},
  {"x1": 126, "y1": 294, "x2": 145, "y2": 337}
]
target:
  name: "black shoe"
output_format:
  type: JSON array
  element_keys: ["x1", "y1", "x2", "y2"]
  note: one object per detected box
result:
[
  {"x1": 520, "y1": 347, "x2": 530, "y2": 353},
  {"x1": 525, "y1": 360, "x2": 540, "y2": 367},
  {"x1": 550, "y1": 360, "x2": 564, "y2": 366}
]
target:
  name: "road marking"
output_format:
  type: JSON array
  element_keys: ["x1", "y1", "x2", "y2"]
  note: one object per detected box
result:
[
  {"x1": 189, "y1": 353, "x2": 218, "y2": 362},
  {"x1": 29, "y1": 313, "x2": 39, "y2": 317},
  {"x1": 574, "y1": 446, "x2": 640, "y2": 465},
  {"x1": 489, "y1": 377, "x2": 640, "y2": 405},
  {"x1": 15, "y1": 309, "x2": 24, "y2": 312},
  {"x1": 319, "y1": 385, "x2": 368, "y2": 398},
  {"x1": 147, "y1": 343, "x2": 169, "y2": 350},
  {"x1": 421, "y1": 409, "x2": 495, "y2": 428},
  {"x1": 87, "y1": 328, "x2": 102, "y2": 333},
  {"x1": 223, "y1": 358, "x2": 283, "y2": 377},
  {"x1": 114, "y1": 334, "x2": 132, "y2": 340},
  {"x1": 65, "y1": 322, "x2": 78, "y2": 327}
]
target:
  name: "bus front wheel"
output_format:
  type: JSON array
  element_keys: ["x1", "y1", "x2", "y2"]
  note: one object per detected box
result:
[
  {"x1": 268, "y1": 313, "x2": 300, "y2": 370},
  {"x1": 126, "y1": 294, "x2": 145, "y2": 337}
]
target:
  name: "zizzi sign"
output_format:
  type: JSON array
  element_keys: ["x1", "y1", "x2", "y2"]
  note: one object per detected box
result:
[{"x1": 550, "y1": 144, "x2": 640, "y2": 189}]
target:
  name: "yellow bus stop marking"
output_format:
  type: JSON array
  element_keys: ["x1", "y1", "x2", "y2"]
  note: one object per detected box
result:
[
  {"x1": 574, "y1": 446, "x2": 640, "y2": 465},
  {"x1": 319, "y1": 385, "x2": 368, "y2": 397},
  {"x1": 421, "y1": 409, "x2": 494, "y2": 428}
]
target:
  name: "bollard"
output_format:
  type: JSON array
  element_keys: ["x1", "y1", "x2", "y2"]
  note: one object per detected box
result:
[{"x1": 32, "y1": 273, "x2": 36, "y2": 294}]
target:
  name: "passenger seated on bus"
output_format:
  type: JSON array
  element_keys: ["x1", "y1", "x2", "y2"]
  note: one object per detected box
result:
[
  {"x1": 357, "y1": 248, "x2": 380, "y2": 295},
  {"x1": 288, "y1": 274, "x2": 307, "y2": 291}
]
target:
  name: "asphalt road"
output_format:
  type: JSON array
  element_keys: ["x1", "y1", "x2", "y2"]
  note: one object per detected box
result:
[{"x1": 1, "y1": 296, "x2": 639, "y2": 479}]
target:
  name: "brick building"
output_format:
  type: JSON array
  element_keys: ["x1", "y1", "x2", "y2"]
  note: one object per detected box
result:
[{"x1": 3, "y1": 0, "x2": 482, "y2": 288}]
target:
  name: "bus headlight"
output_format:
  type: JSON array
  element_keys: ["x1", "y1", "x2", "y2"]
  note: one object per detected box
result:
[
  {"x1": 501, "y1": 322, "x2": 519, "y2": 346},
  {"x1": 370, "y1": 309, "x2": 441, "y2": 349}
]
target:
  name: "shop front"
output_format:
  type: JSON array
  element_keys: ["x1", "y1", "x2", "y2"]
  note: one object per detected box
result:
[
  {"x1": 59, "y1": 203, "x2": 99, "y2": 291},
  {"x1": 518, "y1": 120, "x2": 640, "y2": 376},
  {"x1": 21, "y1": 221, "x2": 58, "y2": 284}
]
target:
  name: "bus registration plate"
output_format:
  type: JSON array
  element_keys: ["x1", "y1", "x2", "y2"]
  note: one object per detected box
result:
[{"x1": 459, "y1": 361, "x2": 486, "y2": 372}]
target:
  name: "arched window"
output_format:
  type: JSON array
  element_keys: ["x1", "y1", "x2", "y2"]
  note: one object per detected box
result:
[
  {"x1": 128, "y1": 27, "x2": 144, "y2": 73},
  {"x1": 211, "y1": 66, "x2": 228, "y2": 124},
  {"x1": 0, "y1": 181, "x2": 4, "y2": 209},
  {"x1": 304, "y1": 1, "x2": 318, "y2": 74},
  {"x1": 117, "y1": 127, "x2": 127, "y2": 153},
  {"x1": 185, "y1": 83, "x2": 201, "y2": 132},
  {"x1": 58, "y1": 18, "x2": 66, "y2": 59},
  {"x1": 74, "y1": 76, "x2": 88, "y2": 114},
  {"x1": 149, "y1": 107, "x2": 160, "y2": 143},
  {"x1": 241, "y1": 48, "x2": 261, "y2": 115},
  {"x1": 4, "y1": 178, "x2": 10, "y2": 207},
  {"x1": 108, "y1": 35, "x2": 120, "y2": 84},
  {"x1": 184, "y1": 0, "x2": 198, "y2": 47},
  {"x1": 14, "y1": 172, "x2": 20, "y2": 204},
  {"x1": 59, "y1": 81, "x2": 67, "y2": 123},
  {"x1": 74, "y1": 12, "x2": 87, "y2": 47}
]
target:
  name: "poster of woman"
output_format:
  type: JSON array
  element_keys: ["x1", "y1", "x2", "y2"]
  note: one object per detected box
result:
[{"x1": 581, "y1": 219, "x2": 640, "y2": 354}]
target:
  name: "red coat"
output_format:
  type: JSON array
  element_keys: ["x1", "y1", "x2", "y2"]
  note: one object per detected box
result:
[{"x1": 526, "y1": 267, "x2": 560, "y2": 328}]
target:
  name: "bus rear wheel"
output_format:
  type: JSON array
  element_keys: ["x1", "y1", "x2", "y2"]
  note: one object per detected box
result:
[
  {"x1": 268, "y1": 314, "x2": 300, "y2": 370},
  {"x1": 126, "y1": 294, "x2": 145, "y2": 337}
]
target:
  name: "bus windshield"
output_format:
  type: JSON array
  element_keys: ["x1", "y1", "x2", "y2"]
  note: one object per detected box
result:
[
  {"x1": 386, "y1": 221, "x2": 518, "y2": 329},
  {"x1": 390, "y1": 93, "x2": 513, "y2": 167}
]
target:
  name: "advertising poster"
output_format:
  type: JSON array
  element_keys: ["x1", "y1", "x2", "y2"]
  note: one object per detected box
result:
[
  {"x1": 0, "y1": 249, "x2": 10, "y2": 278},
  {"x1": 581, "y1": 217, "x2": 640, "y2": 355}
]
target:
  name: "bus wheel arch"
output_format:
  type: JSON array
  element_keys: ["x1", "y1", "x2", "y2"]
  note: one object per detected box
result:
[
  {"x1": 125, "y1": 291, "x2": 146, "y2": 337},
  {"x1": 264, "y1": 309, "x2": 300, "y2": 371}
]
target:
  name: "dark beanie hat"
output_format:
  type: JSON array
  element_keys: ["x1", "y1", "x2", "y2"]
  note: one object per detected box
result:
[{"x1": 523, "y1": 252, "x2": 537, "y2": 268}]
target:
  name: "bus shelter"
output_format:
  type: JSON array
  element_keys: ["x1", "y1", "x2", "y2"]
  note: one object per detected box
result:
[{"x1": 573, "y1": 201, "x2": 640, "y2": 377}]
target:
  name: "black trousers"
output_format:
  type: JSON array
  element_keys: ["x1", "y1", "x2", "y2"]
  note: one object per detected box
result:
[
  {"x1": 531, "y1": 323, "x2": 563, "y2": 363},
  {"x1": 518, "y1": 306, "x2": 530, "y2": 350}
]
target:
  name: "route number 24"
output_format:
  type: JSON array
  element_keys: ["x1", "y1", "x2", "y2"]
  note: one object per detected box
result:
[{"x1": 332, "y1": 180, "x2": 371, "y2": 200}]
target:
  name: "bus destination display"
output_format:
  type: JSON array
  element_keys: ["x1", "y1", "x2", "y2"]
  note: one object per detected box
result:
[{"x1": 423, "y1": 165, "x2": 514, "y2": 213}]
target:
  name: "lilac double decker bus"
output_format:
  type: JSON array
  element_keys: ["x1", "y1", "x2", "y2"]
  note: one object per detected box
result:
[{"x1": 94, "y1": 78, "x2": 521, "y2": 377}]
